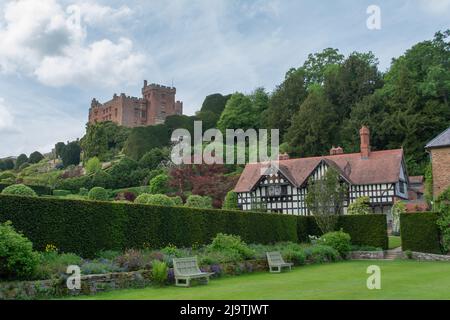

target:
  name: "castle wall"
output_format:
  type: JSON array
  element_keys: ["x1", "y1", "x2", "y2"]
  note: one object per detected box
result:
[{"x1": 88, "y1": 81, "x2": 183, "y2": 128}]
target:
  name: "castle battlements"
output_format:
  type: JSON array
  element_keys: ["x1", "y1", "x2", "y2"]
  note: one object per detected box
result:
[{"x1": 88, "y1": 80, "x2": 183, "y2": 128}]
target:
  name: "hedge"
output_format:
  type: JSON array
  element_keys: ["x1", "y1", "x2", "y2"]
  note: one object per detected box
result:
[
  {"x1": 400, "y1": 212, "x2": 442, "y2": 254},
  {"x1": 0, "y1": 184, "x2": 52, "y2": 196},
  {"x1": 296, "y1": 214, "x2": 388, "y2": 250},
  {"x1": 0, "y1": 195, "x2": 388, "y2": 257},
  {"x1": 0, "y1": 195, "x2": 297, "y2": 257}
]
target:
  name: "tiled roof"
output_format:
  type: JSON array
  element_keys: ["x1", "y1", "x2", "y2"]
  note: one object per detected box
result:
[
  {"x1": 234, "y1": 149, "x2": 405, "y2": 193},
  {"x1": 425, "y1": 127, "x2": 450, "y2": 149}
]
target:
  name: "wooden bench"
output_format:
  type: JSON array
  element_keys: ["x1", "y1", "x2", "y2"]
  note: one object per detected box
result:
[
  {"x1": 173, "y1": 257, "x2": 214, "y2": 287},
  {"x1": 266, "y1": 251, "x2": 293, "y2": 273}
]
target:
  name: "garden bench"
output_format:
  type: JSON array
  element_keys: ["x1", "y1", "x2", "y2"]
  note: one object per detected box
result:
[
  {"x1": 266, "y1": 251, "x2": 293, "y2": 273},
  {"x1": 173, "y1": 257, "x2": 214, "y2": 287}
]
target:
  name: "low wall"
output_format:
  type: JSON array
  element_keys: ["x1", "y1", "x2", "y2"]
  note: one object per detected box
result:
[
  {"x1": 349, "y1": 251, "x2": 385, "y2": 260},
  {"x1": 409, "y1": 251, "x2": 450, "y2": 261}
]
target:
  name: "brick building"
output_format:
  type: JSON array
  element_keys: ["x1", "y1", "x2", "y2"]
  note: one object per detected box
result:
[
  {"x1": 425, "y1": 127, "x2": 450, "y2": 198},
  {"x1": 88, "y1": 80, "x2": 183, "y2": 127}
]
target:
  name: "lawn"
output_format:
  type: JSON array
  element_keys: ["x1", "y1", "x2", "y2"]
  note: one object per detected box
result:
[
  {"x1": 389, "y1": 236, "x2": 402, "y2": 249},
  {"x1": 75, "y1": 260, "x2": 450, "y2": 300}
]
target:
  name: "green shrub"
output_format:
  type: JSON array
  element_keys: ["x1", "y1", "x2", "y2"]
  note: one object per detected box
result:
[
  {"x1": 306, "y1": 245, "x2": 340, "y2": 263},
  {"x1": 88, "y1": 187, "x2": 109, "y2": 201},
  {"x1": 222, "y1": 191, "x2": 238, "y2": 210},
  {"x1": 282, "y1": 249, "x2": 306, "y2": 265},
  {"x1": 347, "y1": 196, "x2": 371, "y2": 215},
  {"x1": 1, "y1": 184, "x2": 37, "y2": 197},
  {"x1": 185, "y1": 195, "x2": 213, "y2": 209},
  {"x1": 134, "y1": 193, "x2": 152, "y2": 204},
  {"x1": 135, "y1": 193, "x2": 175, "y2": 206},
  {"x1": 207, "y1": 233, "x2": 255, "y2": 260},
  {"x1": 0, "y1": 172, "x2": 16, "y2": 181},
  {"x1": 35, "y1": 252, "x2": 83, "y2": 279},
  {"x1": 400, "y1": 212, "x2": 442, "y2": 254},
  {"x1": 151, "y1": 260, "x2": 168, "y2": 286},
  {"x1": 53, "y1": 189, "x2": 72, "y2": 197},
  {"x1": 319, "y1": 230, "x2": 351, "y2": 258},
  {"x1": 405, "y1": 250, "x2": 413, "y2": 259},
  {"x1": 149, "y1": 174, "x2": 169, "y2": 194},
  {"x1": 85, "y1": 157, "x2": 102, "y2": 174},
  {"x1": 171, "y1": 196, "x2": 183, "y2": 206},
  {"x1": 0, "y1": 221, "x2": 40, "y2": 279},
  {"x1": 79, "y1": 187, "x2": 89, "y2": 196}
]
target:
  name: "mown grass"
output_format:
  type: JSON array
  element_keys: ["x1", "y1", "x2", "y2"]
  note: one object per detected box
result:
[{"x1": 74, "y1": 260, "x2": 450, "y2": 300}]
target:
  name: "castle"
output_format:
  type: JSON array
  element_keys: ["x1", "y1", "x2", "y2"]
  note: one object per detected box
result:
[{"x1": 88, "y1": 80, "x2": 183, "y2": 127}]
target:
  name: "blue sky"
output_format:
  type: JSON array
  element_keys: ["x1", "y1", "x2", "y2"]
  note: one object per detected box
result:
[{"x1": 0, "y1": 0, "x2": 449, "y2": 158}]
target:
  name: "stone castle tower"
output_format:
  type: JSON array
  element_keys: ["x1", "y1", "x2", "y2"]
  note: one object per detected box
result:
[{"x1": 88, "y1": 80, "x2": 183, "y2": 127}]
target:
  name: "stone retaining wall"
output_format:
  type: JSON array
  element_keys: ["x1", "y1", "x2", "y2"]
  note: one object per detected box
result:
[
  {"x1": 409, "y1": 251, "x2": 450, "y2": 261},
  {"x1": 349, "y1": 251, "x2": 385, "y2": 259}
]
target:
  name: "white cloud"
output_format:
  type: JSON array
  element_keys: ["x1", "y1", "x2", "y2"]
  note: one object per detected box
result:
[
  {"x1": 420, "y1": 0, "x2": 450, "y2": 15},
  {"x1": 0, "y1": 0, "x2": 144, "y2": 88},
  {"x1": 72, "y1": 2, "x2": 132, "y2": 28},
  {"x1": 0, "y1": 98, "x2": 15, "y2": 132}
]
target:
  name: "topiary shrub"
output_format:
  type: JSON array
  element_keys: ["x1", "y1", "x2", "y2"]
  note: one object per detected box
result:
[
  {"x1": 85, "y1": 157, "x2": 102, "y2": 175},
  {"x1": 318, "y1": 230, "x2": 351, "y2": 258},
  {"x1": 1, "y1": 184, "x2": 37, "y2": 197},
  {"x1": 88, "y1": 187, "x2": 109, "y2": 201},
  {"x1": 0, "y1": 221, "x2": 40, "y2": 279}
]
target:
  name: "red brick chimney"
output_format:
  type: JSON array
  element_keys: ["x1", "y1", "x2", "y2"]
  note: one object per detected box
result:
[
  {"x1": 360, "y1": 126, "x2": 371, "y2": 159},
  {"x1": 330, "y1": 146, "x2": 344, "y2": 155}
]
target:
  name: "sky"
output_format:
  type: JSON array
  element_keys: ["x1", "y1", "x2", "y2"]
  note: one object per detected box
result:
[{"x1": 0, "y1": 0, "x2": 449, "y2": 158}]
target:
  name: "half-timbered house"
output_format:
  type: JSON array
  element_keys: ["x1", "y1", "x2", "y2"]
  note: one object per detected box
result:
[{"x1": 234, "y1": 127, "x2": 410, "y2": 226}]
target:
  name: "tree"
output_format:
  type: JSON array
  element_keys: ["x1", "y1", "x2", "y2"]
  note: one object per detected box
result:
[
  {"x1": 284, "y1": 86, "x2": 339, "y2": 157},
  {"x1": 222, "y1": 190, "x2": 239, "y2": 210},
  {"x1": 139, "y1": 148, "x2": 169, "y2": 170},
  {"x1": 108, "y1": 157, "x2": 139, "y2": 188},
  {"x1": 262, "y1": 68, "x2": 308, "y2": 136},
  {"x1": 85, "y1": 157, "x2": 102, "y2": 175},
  {"x1": 15, "y1": 154, "x2": 28, "y2": 170},
  {"x1": 0, "y1": 159, "x2": 14, "y2": 171},
  {"x1": 55, "y1": 142, "x2": 66, "y2": 159},
  {"x1": 196, "y1": 93, "x2": 232, "y2": 129},
  {"x1": 302, "y1": 47, "x2": 344, "y2": 86},
  {"x1": 149, "y1": 174, "x2": 170, "y2": 194},
  {"x1": 29, "y1": 151, "x2": 44, "y2": 164},
  {"x1": 305, "y1": 168, "x2": 348, "y2": 234},
  {"x1": 123, "y1": 124, "x2": 170, "y2": 160},
  {"x1": 61, "y1": 141, "x2": 81, "y2": 167},
  {"x1": 347, "y1": 196, "x2": 371, "y2": 215}
]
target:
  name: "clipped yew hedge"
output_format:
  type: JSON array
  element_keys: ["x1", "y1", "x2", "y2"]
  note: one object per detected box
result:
[
  {"x1": 0, "y1": 195, "x2": 297, "y2": 257},
  {"x1": 296, "y1": 214, "x2": 388, "y2": 249},
  {"x1": 0, "y1": 195, "x2": 388, "y2": 257},
  {"x1": 400, "y1": 212, "x2": 442, "y2": 254}
]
